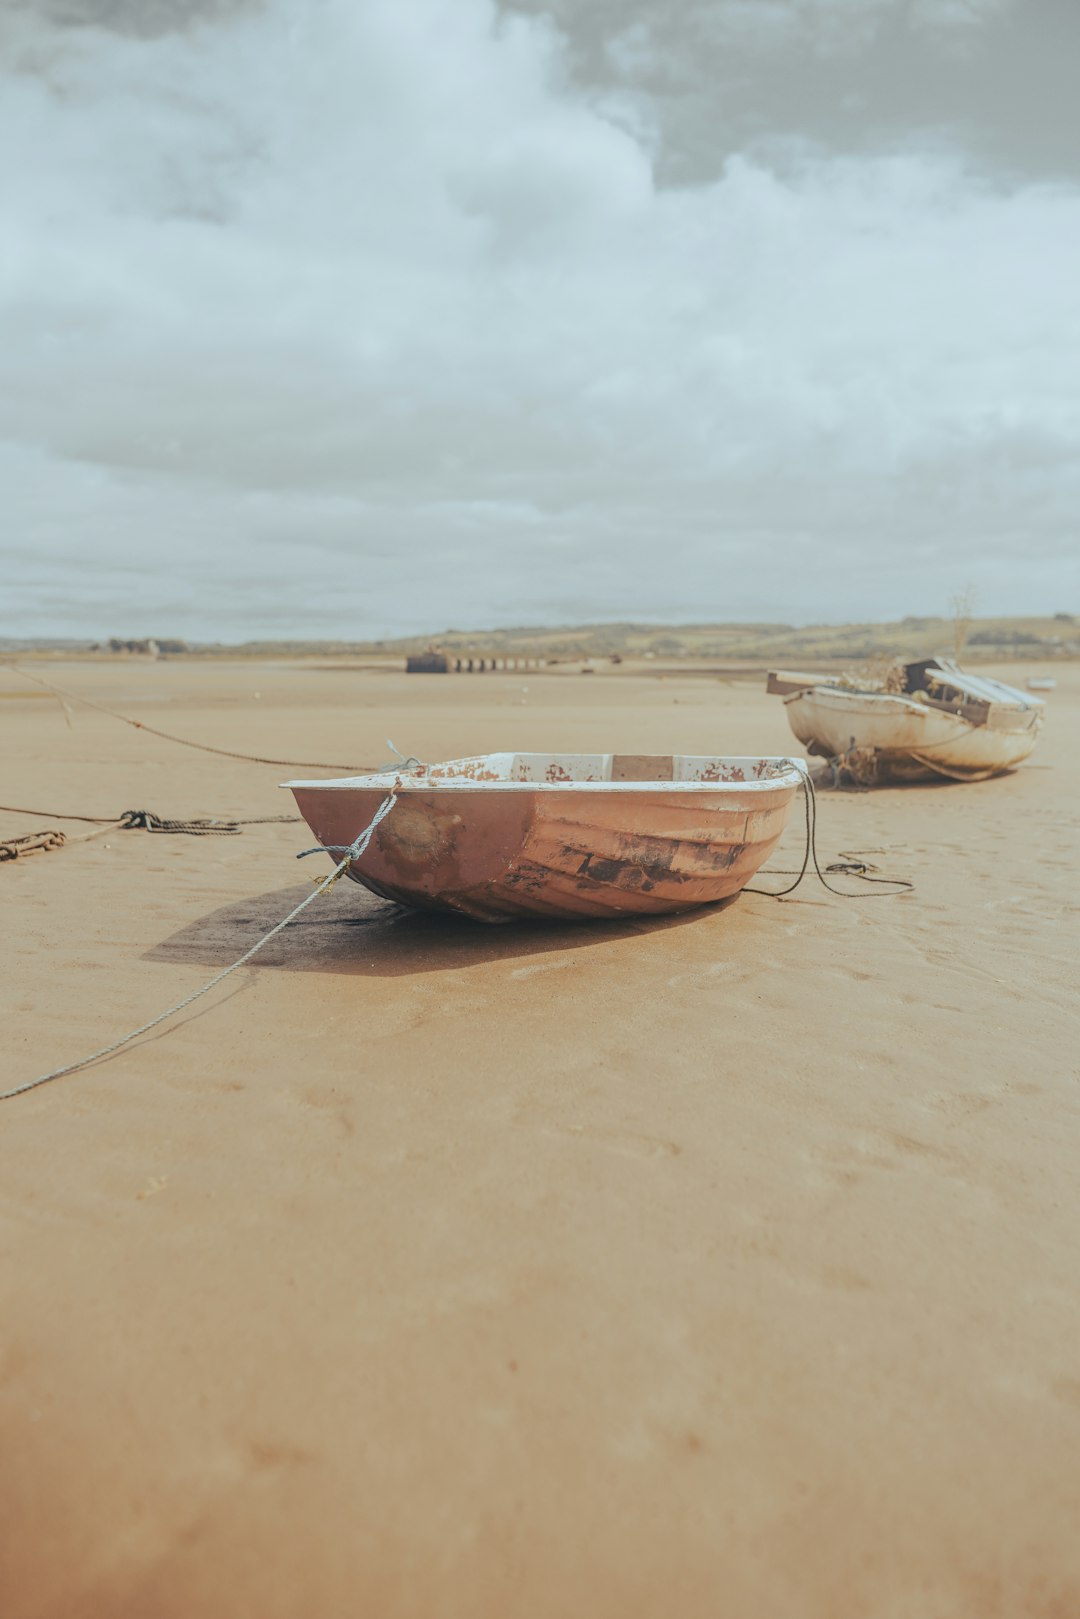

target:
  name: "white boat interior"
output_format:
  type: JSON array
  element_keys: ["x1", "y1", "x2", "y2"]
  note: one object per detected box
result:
[
  {"x1": 285, "y1": 753, "x2": 807, "y2": 794},
  {"x1": 768, "y1": 659, "x2": 1043, "y2": 726}
]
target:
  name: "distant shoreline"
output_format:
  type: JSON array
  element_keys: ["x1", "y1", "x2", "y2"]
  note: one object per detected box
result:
[{"x1": 2, "y1": 613, "x2": 1077, "y2": 667}]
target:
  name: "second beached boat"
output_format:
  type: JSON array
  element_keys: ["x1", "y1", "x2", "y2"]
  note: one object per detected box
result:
[
  {"x1": 767, "y1": 658, "x2": 1043, "y2": 782},
  {"x1": 286, "y1": 752, "x2": 805, "y2": 922}
]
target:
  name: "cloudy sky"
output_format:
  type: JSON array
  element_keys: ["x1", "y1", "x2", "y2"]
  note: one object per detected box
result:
[{"x1": 2, "y1": 0, "x2": 1078, "y2": 639}]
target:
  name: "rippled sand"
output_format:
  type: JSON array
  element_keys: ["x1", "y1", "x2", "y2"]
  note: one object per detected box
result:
[{"x1": 2, "y1": 657, "x2": 1078, "y2": 1618}]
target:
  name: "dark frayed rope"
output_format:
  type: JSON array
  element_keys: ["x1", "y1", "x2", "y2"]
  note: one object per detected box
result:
[
  {"x1": 0, "y1": 805, "x2": 303, "y2": 861},
  {"x1": 746, "y1": 769, "x2": 913, "y2": 899},
  {"x1": 2, "y1": 804, "x2": 301, "y2": 833},
  {"x1": 119, "y1": 810, "x2": 300, "y2": 836},
  {"x1": 0, "y1": 794, "x2": 397, "y2": 1101}
]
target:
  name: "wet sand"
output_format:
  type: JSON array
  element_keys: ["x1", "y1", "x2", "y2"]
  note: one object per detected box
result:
[{"x1": 2, "y1": 658, "x2": 1078, "y2": 1618}]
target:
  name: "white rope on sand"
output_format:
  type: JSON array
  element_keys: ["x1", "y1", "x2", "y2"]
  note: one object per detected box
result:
[{"x1": 1, "y1": 794, "x2": 397, "y2": 1102}]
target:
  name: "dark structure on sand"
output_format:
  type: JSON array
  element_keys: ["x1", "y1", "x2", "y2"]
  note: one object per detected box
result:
[{"x1": 406, "y1": 650, "x2": 543, "y2": 673}]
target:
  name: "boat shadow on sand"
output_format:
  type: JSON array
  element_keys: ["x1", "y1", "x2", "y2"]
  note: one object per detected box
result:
[{"x1": 144, "y1": 883, "x2": 737, "y2": 980}]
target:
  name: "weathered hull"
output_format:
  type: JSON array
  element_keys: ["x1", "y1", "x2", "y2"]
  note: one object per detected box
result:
[
  {"x1": 783, "y1": 689, "x2": 1041, "y2": 782},
  {"x1": 290, "y1": 781, "x2": 797, "y2": 922}
]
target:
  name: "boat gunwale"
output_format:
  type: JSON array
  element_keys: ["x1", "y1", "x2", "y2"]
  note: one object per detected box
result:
[
  {"x1": 283, "y1": 756, "x2": 808, "y2": 796},
  {"x1": 783, "y1": 685, "x2": 1042, "y2": 736},
  {"x1": 784, "y1": 687, "x2": 968, "y2": 716},
  {"x1": 782, "y1": 684, "x2": 1042, "y2": 721}
]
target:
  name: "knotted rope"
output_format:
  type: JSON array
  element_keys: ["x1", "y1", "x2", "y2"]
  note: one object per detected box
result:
[
  {"x1": 0, "y1": 794, "x2": 397, "y2": 1101},
  {"x1": 0, "y1": 805, "x2": 303, "y2": 860},
  {"x1": 119, "y1": 809, "x2": 299, "y2": 836},
  {"x1": 0, "y1": 741, "x2": 414, "y2": 863},
  {"x1": 1, "y1": 829, "x2": 71, "y2": 861}
]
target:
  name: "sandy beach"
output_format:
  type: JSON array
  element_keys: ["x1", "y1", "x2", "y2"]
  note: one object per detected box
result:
[{"x1": 2, "y1": 657, "x2": 1078, "y2": 1618}]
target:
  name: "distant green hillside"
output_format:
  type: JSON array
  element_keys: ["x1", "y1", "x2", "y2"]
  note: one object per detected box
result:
[{"x1": 345, "y1": 614, "x2": 1079, "y2": 664}]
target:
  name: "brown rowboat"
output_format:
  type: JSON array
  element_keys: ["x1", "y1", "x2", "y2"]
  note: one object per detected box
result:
[{"x1": 285, "y1": 752, "x2": 805, "y2": 923}]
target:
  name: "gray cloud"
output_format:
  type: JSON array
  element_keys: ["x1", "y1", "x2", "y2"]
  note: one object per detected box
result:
[
  {"x1": 1, "y1": 0, "x2": 1077, "y2": 639},
  {"x1": 509, "y1": 0, "x2": 1079, "y2": 182}
]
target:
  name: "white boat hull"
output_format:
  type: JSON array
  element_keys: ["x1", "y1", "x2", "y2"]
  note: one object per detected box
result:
[{"x1": 783, "y1": 688, "x2": 1042, "y2": 781}]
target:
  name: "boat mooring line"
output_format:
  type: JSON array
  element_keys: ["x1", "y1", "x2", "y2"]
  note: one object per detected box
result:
[
  {"x1": 0, "y1": 803, "x2": 120, "y2": 824},
  {"x1": 2, "y1": 665, "x2": 377, "y2": 773},
  {"x1": 0, "y1": 740, "x2": 417, "y2": 860},
  {"x1": 0, "y1": 806, "x2": 304, "y2": 862},
  {"x1": 0, "y1": 794, "x2": 397, "y2": 1102},
  {"x1": 746, "y1": 772, "x2": 915, "y2": 900},
  {"x1": 0, "y1": 803, "x2": 303, "y2": 827}
]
